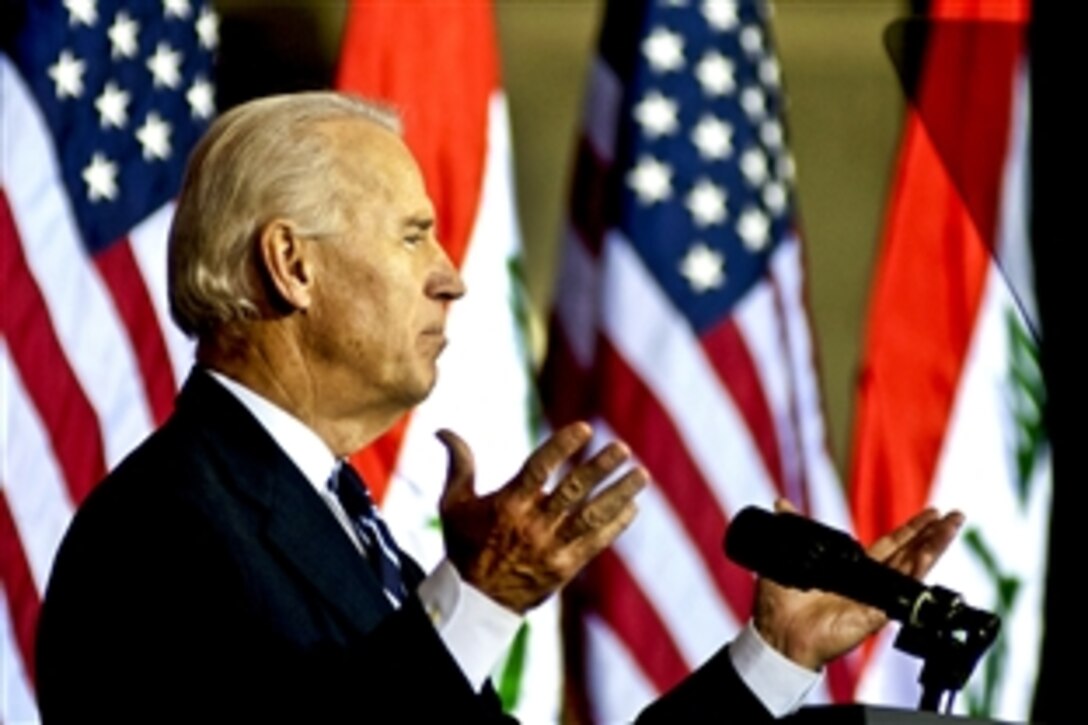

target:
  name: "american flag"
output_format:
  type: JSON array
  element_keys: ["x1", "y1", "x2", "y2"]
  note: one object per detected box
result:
[
  {"x1": 1, "y1": 0, "x2": 216, "y2": 718},
  {"x1": 538, "y1": 1, "x2": 849, "y2": 720}
]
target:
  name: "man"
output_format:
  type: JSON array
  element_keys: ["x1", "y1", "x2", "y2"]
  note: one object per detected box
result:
[{"x1": 36, "y1": 93, "x2": 962, "y2": 722}]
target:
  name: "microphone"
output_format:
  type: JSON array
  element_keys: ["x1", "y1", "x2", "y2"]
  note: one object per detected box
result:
[{"x1": 724, "y1": 506, "x2": 993, "y2": 633}]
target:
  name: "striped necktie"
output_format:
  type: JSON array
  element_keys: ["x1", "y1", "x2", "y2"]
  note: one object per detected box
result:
[{"x1": 329, "y1": 462, "x2": 407, "y2": 607}]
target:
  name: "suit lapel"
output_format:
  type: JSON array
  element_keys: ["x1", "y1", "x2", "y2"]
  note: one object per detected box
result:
[{"x1": 175, "y1": 370, "x2": 396, "y2": 635}]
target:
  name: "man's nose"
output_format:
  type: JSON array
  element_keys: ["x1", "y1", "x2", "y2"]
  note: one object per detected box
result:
[{"x1": 427, "y1": 245, "x2": 467, "y2": 303}]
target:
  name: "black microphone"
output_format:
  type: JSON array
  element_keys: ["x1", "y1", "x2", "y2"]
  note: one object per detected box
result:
[{"x1": 724, "y1": 506, "x2": 993, "y2": 633}]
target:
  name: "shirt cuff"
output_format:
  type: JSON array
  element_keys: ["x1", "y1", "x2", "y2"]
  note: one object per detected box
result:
[
  {"x1": 416, "y1": 558, "x2": 523, "y2": 691},
  {"x1": 729, "y1": 622, "x2": 822, "y2": 717}
]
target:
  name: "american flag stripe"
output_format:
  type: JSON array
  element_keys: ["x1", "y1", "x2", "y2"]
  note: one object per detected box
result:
[
  {"x1": 2, "y1": 194, "x2": 107, "y2": 505},
  {"x1": 0, "y1": 491, "x2": 41, "y2": 681},
  {"x1": 128, "y1": 203, "x2": 194, "y2": 389},
  {"x1": 585, "y1": 549, "x2": 690, "y2": 690},
  {"x1": 595, "y1": 342, "x2": 754, "y2": 620},
  {"x1": 543, "y1": 2, "x2": 849, "y2": 719},
  {"x1": 2, "y1": 349, "x2": 76, "y2": 592},
  {"x1": 92, "y1": 239, "x2": 177, "y2": 426},
  {"x1": 607, "y1": 463, "x2": 742, "y2": 651}
]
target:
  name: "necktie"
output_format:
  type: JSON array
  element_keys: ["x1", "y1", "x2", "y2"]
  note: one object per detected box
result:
[{"x1": 329, "y1": 462, "x2": 407, "y2": 606}]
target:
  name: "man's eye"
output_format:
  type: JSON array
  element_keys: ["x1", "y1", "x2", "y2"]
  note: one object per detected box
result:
[{"x1": 405, "y1": 235, "x2": 423, "y2": 246}]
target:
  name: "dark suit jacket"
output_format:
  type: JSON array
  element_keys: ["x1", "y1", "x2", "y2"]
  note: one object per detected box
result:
[{"x1": 36, "y1": 370, "x2": 772, "y2": 723}]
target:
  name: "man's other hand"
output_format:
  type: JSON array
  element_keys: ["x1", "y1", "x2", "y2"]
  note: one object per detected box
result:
[
  {"x1": 436, "y1": 423, "x2": 647, "y2": 613},
  {"x1": 753, "y1": 498, "x2": 964, "y2": 671}
]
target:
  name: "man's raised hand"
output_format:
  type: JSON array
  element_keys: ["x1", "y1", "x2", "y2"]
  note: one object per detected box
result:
[{"x1": 436, "y1": 422, "x2": 647, "y2": 613}]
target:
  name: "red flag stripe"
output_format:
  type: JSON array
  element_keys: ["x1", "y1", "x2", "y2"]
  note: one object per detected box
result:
[
  {"x1": 597, "y1": 339, "x2": 755, "y2": 622},
  {"x1": 701, "y1": 318, "x2": 786, "y2": 499},
  {"x1": 1, "y1": 192, "x2": 105, "y2": 505},
  {"x1": 93, "y1": 239, "x2": 177, "y2": 426},
  {"x1": 0, "y1": 492, "x2": 41, "y2": 690},
  {"x1": 569, "y1": 137, "x2": 613, "y2": 259},
  {"x1": 581, "y1": 549, "x2": 690, "y2": 694},
  {"x1": 127, "y1": 203, "x2": 196, "y2": 388}
]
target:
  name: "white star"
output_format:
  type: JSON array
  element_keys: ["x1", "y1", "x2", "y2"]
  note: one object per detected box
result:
[
  {"x1": 163, "y1": 0, "x2": 191, "y2": 20},
  {"x1": 760, "y1": 119, "x2": 783, "y2": 149},
  {"x1": 642, "y1": 27, "x2": 685, "y2": 73},
  {"x1": 685, "y1": 178, "x2": 728, "y2": 227},
  {"x1": 147, "y1": 42, "x2": 183, "y2": 89},
  {"x1": 763, "y1": 181, "x2": 788, "y2": 216},
  {"x1": 760, "y1": 57, "x2": 781, "y2": 87},
  {"x1": 679, "y1": 242, "x2": 726, "y2": 293},
  {"x1": 95, "y1": 81, "x2": 130, "y2": 128},
  {"x1": 740, "y1": 148, "x2": 768, "y2": 186},
  {"x1": 695, "y1": 51, "x2": 735, "y2": 97},
  {"x1": 737, "y1": 207, "x2": 771, "y2": 251},
  {"x1": 626, "y1": 156, "x2": 673, "y2": 205},
  {"x1": 740, "y1": 86, "x2": 767, "y2": 120},
  {"x1": 47, "y1": 50, "x2": 86, "y2": 99},
  {"x1": 187, "y1": 76, "x2": 215, "y2": 119},
  {"x1": 196, "y1": 6, "x2": 219, "y2": 50},
  {"x1": 740, "y1": 25, "x2": 764, "y2": 56},
  {"x1": 136, "y1": 112, "x2": 173, "y2": 160},
  {"x1": 691, "y1": 115, "x2": 733, "y2": 161},
  {"x1": 82, "y1": 152, "x2": 118, "y2": 202},
  {"x1": 63, "y1": 0, "x2": 97, "y2": 27},
  {"x1": 701, "y1": 0, "x2": 739, "y2": 32},
  {"x1": 108, "y1": 11, "x2": 140, "y2": 59},
  {"x1": 633, "y1": 91, "x2": 679, "y2": 138}
]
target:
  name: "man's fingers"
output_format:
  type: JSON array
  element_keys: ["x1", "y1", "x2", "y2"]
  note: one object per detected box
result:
[
  {"x1": 557, "y1": 465, "x2": 648, "y2": 543},
  {"x1": 510, "y1": 422, "x2": 593, "y2": 498},
  {"x1": 773, "y1": 497, "x2": 798, "y2": 514},
  {"x1": 866, "y1": 507, "x2": 940, "y2": 562},
  {"x1": 542, "y1": 441, "x2": 631, "y2": 517},
  {"x1": 885, "y1": 511, "x2": 964, "y2": 578},
  {"x1": 437, "y1": 429, "x2": 476, "y2": 506}
]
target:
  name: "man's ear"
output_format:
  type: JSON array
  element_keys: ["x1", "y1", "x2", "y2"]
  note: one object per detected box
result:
[{"x1": 257, "y1": 219, "x2": 314, "y2": 312}]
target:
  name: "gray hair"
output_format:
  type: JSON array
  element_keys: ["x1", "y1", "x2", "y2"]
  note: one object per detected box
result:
[{"x1": 167, "y1": 91, "x2": 402, "y2": 338}]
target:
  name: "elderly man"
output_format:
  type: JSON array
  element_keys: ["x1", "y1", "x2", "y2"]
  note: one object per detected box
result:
[{"x1": 36, "y1": 93, "x2": 961, "y2": 722}]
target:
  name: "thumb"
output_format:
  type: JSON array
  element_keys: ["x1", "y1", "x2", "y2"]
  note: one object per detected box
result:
[{"x1": 436, "y1": 429, "x2": 476, "y2": 506}]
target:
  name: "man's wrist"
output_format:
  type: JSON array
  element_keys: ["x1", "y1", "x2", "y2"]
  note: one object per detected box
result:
[
  {"x1": 729, "y1": 622, "x2": 822, "y2": 717},
  {"x1": 417, "y1": 559, "x2": 523, "y2": 691}
]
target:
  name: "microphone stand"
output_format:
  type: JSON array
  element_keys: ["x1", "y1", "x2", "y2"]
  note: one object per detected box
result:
[{"x1": 889, "y1": 585, "x2": 1000, "y2": 713}]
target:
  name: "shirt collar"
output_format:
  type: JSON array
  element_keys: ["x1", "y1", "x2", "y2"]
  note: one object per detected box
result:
[{"x1": 205, "y1": 369, "x2": 337, "y2": 493}]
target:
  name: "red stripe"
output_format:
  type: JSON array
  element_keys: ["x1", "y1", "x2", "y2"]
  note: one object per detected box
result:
[
  {"x1": 92, "y1": 239, "x2": 176, "y2": 426},
  {"x1": 580, "y1": 548, "x2": 689, "y2": 694},
  {"x1": 568, "y1": 136, "x2": 612, "y2": 257},
  {"x1": 597, "y1": 338, "x2": 755, "y2": 623},
  {"x1": 0, "y1": 491, "x2": 40, "y2": 691},
  {"x1": 538, "y1": 318, "x2": 594, "y2": 426},
  {"x1": 768, "y1": 274, "x2": 812, "y2": 513},
  {"x1": 0, "y1": 191, "x2": 105, "y2": 504},
  {"x1": 700, "y1": 318, "x2": 786, "y2": 499}
]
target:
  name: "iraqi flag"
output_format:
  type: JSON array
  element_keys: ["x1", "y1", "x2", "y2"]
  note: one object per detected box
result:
[
  {"x1": 336, "y1": 1, "x2": 560, "y2": 719},
  {"x1": 848, "y1": 1, "x2": 1048, "y2": 719}
]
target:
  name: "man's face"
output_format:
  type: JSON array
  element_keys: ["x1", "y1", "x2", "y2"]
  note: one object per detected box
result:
[{"x1": 304, "y1": 119, "x2": 464, "y2": 419}]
